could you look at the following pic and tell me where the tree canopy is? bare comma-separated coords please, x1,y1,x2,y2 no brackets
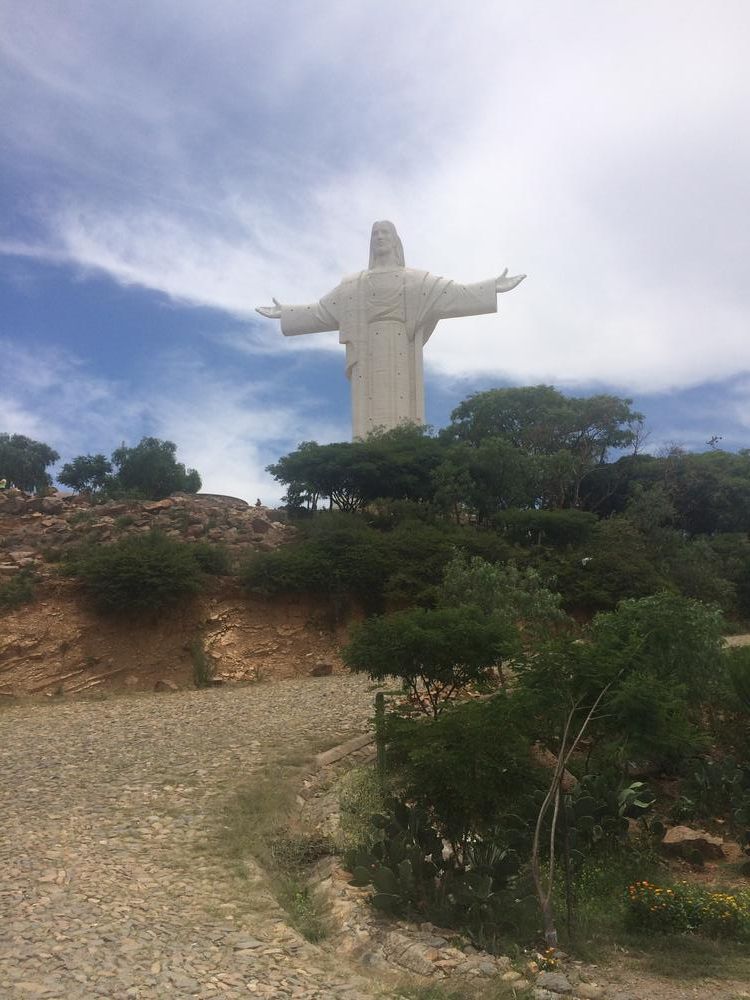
0,433,60,493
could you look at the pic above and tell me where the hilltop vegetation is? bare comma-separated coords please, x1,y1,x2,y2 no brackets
249,385,750,621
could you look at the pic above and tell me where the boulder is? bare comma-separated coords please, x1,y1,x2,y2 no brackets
662,825,726,860
310,661,334,677
39,497,64,515
536,971,572,994
154,679,180,692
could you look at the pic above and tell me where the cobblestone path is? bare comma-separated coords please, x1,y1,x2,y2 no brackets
0,677,382,999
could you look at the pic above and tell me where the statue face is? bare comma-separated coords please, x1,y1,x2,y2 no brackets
368,220,405,268
371,223,395,257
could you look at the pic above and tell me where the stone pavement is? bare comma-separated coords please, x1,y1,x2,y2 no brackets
0,676,383,999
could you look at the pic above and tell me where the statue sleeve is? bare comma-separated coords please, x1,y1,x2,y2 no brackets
429,278,498,321
280,289,339,337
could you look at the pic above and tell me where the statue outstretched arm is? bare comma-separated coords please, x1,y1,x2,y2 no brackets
496,268,526,293
256,298,282,319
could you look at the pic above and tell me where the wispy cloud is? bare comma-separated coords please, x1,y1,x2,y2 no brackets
1,1,749,437
0,338,346,501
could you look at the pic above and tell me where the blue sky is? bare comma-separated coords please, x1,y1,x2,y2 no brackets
2,2,749,502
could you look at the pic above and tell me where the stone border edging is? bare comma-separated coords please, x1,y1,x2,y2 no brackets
314,733,375,769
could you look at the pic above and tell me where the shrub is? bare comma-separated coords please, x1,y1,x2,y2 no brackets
337,766,388,851
345,797,530,942
190,541,232,576
242,515,390,612
0,568,37,611
64,531,204,612
386,695,539,844
726,646,750,711
626,880,750,940
190,638,214,688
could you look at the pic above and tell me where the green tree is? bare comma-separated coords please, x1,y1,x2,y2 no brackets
110,437,201,499
446,386,643,508
0,433,59,493
517,592,725,765
549,516,668,611
58,453,112,494
343,606,519,716
267,425,445,513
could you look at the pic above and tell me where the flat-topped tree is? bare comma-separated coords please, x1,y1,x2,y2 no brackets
257,221,524,440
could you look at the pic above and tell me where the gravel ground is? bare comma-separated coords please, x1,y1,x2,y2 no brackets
0,676,382,999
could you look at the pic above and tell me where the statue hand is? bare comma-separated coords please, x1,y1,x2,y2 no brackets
496,268,526,293
256,297,282,319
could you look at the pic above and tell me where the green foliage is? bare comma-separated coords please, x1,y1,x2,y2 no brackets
550,516,668,611
386,695,540,841
267,425,445,512
438,551,566,641
726,646,750,711
565,774,654,852
64,530,204,612
343,606,520,716
337,766,388,851
436,436,540,520
445,386,643,508
0,568,37,611
189,541,232,575
590,592,725,701
494,508,597,548
517,593,726,764
0,432,59,493
110,437,201,499
58,453,112,493
242,514,390,611
677,757,750,832
242,512,513,611
626,880,750,940
344,797,528,942
190,638,214,688
582,450,750,536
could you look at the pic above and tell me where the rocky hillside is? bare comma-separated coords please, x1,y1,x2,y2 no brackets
0,490,348,698
0,488,293,573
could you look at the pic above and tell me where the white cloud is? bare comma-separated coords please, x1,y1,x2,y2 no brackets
1,1,749,398
0,339,346,503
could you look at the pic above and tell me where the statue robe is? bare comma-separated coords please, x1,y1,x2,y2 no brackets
280,267,497,439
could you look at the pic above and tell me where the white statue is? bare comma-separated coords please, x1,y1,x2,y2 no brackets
257,221,525,439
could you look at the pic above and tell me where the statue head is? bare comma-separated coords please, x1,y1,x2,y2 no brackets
369,220,405,269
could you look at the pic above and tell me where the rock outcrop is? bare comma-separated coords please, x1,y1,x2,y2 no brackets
0,488,293,579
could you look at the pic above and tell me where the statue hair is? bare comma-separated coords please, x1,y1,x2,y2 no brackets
369,220,405,268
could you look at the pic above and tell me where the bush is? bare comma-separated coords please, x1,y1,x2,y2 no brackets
345,797,531,944
190,638,214,688
626,880,750,940
241,511,515,612
190,542,232,576
386,695,540,843
337,766,388,851
0,568,37,611
726,646,750,712
242,515,390,612
64,531,204,612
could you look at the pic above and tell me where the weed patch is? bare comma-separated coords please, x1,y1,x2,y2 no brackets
217,768,332,942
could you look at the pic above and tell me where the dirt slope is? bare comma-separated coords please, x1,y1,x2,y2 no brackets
0,489,350,697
